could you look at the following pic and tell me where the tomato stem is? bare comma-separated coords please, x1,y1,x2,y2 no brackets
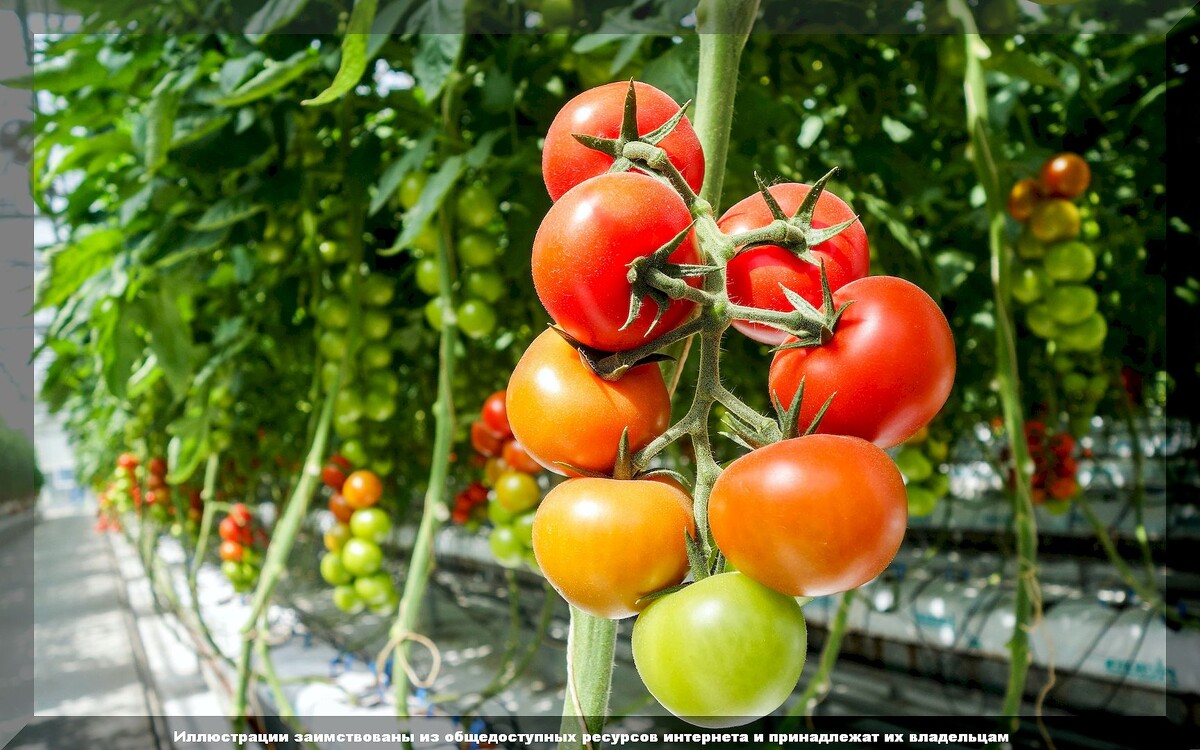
558,606,617,749
785,589,855,725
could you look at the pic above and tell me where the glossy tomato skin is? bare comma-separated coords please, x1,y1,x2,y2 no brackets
532,173,700,352
507,330,671,476
219,516,252,545
709,435,907,597
470,420,505,458
481,391,511,438
542,81,704,202
1007,178,1043,221
342,470,383,509
768,276,955,448
632,572,807,727
533,477,694,619
501,440,543,475
721,184,870,345
328,493,355,523
1040,153,1091,199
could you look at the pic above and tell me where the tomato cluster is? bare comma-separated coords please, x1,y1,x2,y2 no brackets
892,426,952,518
96,453,141,531
404,171,503,341
468,390,547,571
1003,420,1083,511
219,503,266,593
320,466,398,615
511,81,956,727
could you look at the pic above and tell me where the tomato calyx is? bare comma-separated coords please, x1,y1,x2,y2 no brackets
622,221,717,332
770,376,837,441
727,170,861,263
547,324,680,382
571,79,697,201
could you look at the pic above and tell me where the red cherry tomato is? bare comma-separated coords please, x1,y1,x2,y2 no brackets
219,516,253,546
471,420,506,458
507,330,671,476
148,457,168,477
481,390,512,439
329,453,353,472
342,470,383,510
709,434,907,597
720,183,870,345
1040,153,1091,199
321,464,347,492
502,440,544,475
118,453,139,470
542,81,705,202
229,503,253,526
768,276,956,449
532,172,700,352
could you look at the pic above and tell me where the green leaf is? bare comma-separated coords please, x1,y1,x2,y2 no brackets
217,52,267,94
640,36,699,104
246,0,312,34
383,154,464,255
167,410,210,484
983,49,1064,90
190,197,263,231
463,129,503,169
3,49,107,93
172,112,233,148
367,0,414,60
145,283,195,397
211,49,318,108
303,0,380,106
97,301,144,400
409,0,464,100
35,228,124,311
370,131,434,215
143,88,182,173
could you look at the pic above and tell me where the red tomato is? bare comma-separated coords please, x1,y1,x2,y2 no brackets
219,540,244,562
1006,178,1043,222
502,440,544,475
768,276,956,449
1040,153,1091,199
532,172,700,352
229,503,253,526
219,516,252,545
117,453,139,470
542,81,704,202
507,330,671,476
481,390,512,438
720,183,870,345
471,420,505,458
709,434,907,597
329,453,353,472
342,470,383,510
328,493,355,523
321,464,347,492
148,457,168,477
532,477,694,619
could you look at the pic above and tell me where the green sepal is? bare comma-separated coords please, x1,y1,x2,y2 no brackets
548,324,675,381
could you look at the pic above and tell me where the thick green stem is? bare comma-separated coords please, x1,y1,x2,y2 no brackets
786,590,855,724
254,625,299,721
189,453,221,586
391,200,458,718
950,4,1038,726
558,607,618,749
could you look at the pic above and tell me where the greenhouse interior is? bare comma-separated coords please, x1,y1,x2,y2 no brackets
0,0,1197,748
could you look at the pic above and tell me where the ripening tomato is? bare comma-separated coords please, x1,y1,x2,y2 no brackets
531,172,700,352
229,503,253,526
1040,153,1091,199
219,516,252,545
481,391,511,438
321,463,347,492
1029,199,1081,243
118,453,139,470
328,492,355,523
1007,178,1043,222
342,470,383,510
542,81,705,202
324,522,352,552
768,276,956,449
502,440,543,475
148,457,168,477
506,330,671,476
219,540,244,562
494,471,540,513
471,420,505,458
720,183,870,345
709,435,907,597
533,477,694,619
632,572,807,728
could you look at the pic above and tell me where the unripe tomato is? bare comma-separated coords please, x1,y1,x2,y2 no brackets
361,342,393,370
488,497,516,526
489,526,525,568
324,522,352,552
354,572,396,605
424,297,449,330
542,81,704,202
415,258,441,295
894,446,933,482
458,233,500,267
320,552,354,586
494,471,540,513
1057,312,1107,352
1006,178,1043,221
340,538,383,577
709,435,907,597
907,485,940,517
361,309,392,340
363,389,397,422
502,440,543,475
464,269,504,302
317,296,351,329
1043,241,1096,282
481,390,512,438
399,171,427,210
1011,265,1050,305
532,172,700,352
721,183,870,345
632,572,806,727
512,511,535,548
349,507,393,543
1025,303,1060,339
456,184,497,228
1030,199,1081,243
332,584,365,614
1045,284,1099,325
507,330,671,476
335,389,364,422
1016,229,1045,259
221,560,244,582
1040,153,1091,198
533,477,694,619
342,470,383,509
362,274,396,307
457,300,497,339
319,330,348,361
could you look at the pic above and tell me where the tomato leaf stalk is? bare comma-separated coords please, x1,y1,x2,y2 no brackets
559,606,618,749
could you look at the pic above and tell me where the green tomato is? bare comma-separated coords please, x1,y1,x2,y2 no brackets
318,296,351,329
371,458,395,477
632,572,807,728
1016,229,1045,260
332,584,365,614
495,471,540,513
340,438,369,468
1010,265,1050,305
1057,312,1107,352
349,507,393,543
318,240,346,264
1043,499,1072,515
906,485,939,518
513,511,535,548
487,498,516,526
928,473,950,498
1046,285,1099,326
425,297,449,330
369,591,400,615
319,330,349,361
334,413,361,438
463,269,504,303
458,233,499,268
893,446,933,483
1025,304,1060,340
340,538,383,577
361,342,393,370
489,525,525,569
411,223,439,255
399,171,427,210
362,274,396,307
363,389,397,422
1063,372,1089,398
366,371,400,396
257,240,287,265
353,572,396,605
1044,241,1096,282
221,559,244,582
456,184,498,229
457,300,497,339
320,552,355,586
415,258,441,295
362,309,393,340
335,389,364,421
